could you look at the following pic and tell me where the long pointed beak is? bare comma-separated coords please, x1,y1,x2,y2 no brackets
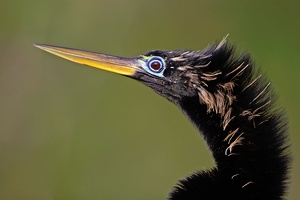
34,44,141,76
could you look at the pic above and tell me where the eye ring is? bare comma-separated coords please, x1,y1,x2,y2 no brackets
147,57,165,73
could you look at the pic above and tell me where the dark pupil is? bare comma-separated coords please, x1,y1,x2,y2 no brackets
151,61,161,71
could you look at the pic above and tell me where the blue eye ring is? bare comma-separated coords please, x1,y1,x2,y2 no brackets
147,57,165,73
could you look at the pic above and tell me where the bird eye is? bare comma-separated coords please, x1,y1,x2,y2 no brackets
147,57,165,73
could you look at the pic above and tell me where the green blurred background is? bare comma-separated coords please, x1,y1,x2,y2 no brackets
0,1,299,199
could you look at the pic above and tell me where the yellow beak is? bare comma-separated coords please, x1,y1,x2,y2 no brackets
34,44,140,76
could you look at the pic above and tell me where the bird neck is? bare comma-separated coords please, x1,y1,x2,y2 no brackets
175,85,289,199
178,95,233,162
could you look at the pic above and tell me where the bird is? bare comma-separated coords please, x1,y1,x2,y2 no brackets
34,37,290,200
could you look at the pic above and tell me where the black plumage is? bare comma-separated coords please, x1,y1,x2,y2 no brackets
35,38,291,200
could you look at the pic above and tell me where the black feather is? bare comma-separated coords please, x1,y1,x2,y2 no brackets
162,42,291,200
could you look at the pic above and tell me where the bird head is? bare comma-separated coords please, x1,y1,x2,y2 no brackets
34,41,232,106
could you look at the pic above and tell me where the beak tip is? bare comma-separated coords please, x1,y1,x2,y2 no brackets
33,43,44,49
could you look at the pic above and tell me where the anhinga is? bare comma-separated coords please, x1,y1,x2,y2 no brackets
34,38,290,200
